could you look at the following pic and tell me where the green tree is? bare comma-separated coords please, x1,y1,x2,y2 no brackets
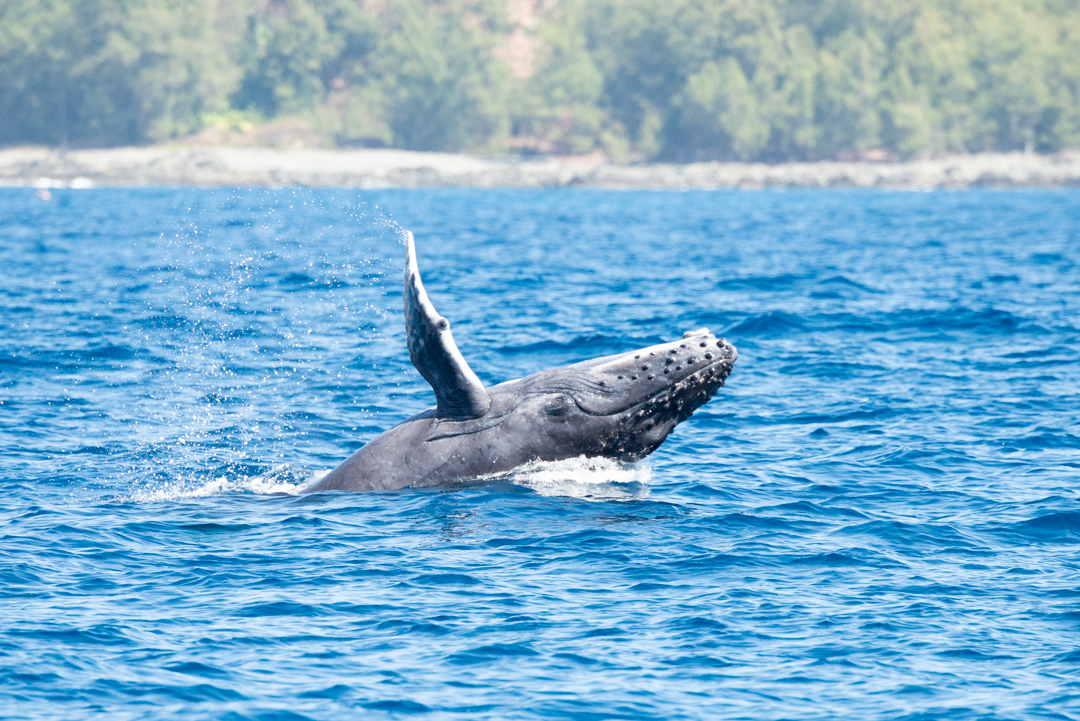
231,0,334,117
2,0,1079,158
814,28,885,157
375,0,511,151
669,58,766,160
0,0,239,146
510,2,606,155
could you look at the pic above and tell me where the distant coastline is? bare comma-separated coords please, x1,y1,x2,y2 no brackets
2,146,1079,189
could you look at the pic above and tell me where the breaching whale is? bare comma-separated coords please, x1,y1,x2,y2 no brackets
305,232,738,492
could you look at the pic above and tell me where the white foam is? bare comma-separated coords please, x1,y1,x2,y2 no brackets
495,456,652,501
117,458,648,503
119,464,326,502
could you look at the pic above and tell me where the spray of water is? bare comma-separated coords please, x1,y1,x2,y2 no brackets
115,189,404,499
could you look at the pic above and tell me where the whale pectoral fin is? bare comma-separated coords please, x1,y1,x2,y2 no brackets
403,231,491,420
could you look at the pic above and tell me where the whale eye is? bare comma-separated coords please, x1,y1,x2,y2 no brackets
545,397,573,417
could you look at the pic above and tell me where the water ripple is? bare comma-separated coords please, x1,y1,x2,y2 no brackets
1,188,1078,719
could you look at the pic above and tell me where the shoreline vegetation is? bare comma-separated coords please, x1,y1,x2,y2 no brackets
3,1,1079,165
2,146,1079,189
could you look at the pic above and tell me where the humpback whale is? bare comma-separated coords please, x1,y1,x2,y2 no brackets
305,232,738,492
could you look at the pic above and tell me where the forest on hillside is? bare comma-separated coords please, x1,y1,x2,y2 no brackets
2,0,1078,161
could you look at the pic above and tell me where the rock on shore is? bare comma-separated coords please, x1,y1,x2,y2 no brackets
2,146,1079,189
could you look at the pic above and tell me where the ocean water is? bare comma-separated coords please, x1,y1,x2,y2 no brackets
1,187,1078,720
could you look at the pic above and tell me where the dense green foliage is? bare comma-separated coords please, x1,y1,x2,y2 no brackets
2,0,1078,159
0,0,239,145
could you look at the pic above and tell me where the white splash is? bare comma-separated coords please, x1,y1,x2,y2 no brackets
496,456,652,501
119,464,326,503
118,458,649,503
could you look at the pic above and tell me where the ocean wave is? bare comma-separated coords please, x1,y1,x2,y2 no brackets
726,311,806,336
494,334,644,357
1002,511,1080,542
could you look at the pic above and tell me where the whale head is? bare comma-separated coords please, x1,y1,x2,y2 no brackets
494,328,738,461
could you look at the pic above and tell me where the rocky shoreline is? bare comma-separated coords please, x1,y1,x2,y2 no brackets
2,145,1079,189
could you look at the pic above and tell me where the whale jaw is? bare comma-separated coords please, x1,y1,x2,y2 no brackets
591,332,738,460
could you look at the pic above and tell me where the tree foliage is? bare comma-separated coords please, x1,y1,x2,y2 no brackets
1,0,1077,159
0,0,239,146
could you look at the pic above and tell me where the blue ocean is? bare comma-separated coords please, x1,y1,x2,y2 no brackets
1,187,1078,720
